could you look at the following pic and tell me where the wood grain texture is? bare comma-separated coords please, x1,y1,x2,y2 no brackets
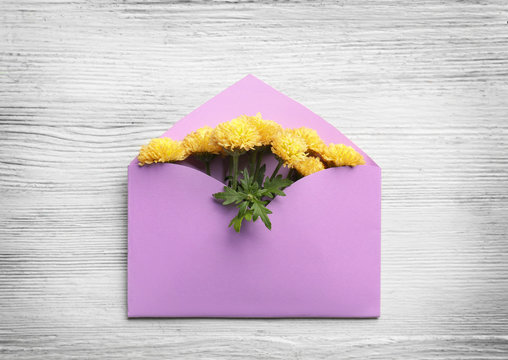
1,0,508,358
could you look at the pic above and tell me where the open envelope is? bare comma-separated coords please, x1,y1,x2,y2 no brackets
128,75,381,317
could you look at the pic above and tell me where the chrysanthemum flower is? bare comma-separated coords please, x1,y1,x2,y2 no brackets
322,143,366,167
212,116,262,153
271,130,308,167
138,137,188,166
182,126,222,156
247,113,283,146
289,127,325,154
292,156,325,176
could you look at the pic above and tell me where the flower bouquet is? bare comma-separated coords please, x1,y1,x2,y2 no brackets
137,114,365,232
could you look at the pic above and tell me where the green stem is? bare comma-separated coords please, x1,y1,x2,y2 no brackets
287,168,296,180
232,154,240,190
227,156,234,186
254,149,263,178
205,161,211,176
249,150,257,175
270,160,283,180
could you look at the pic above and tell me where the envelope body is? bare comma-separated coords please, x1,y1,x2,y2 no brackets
128,75,381,317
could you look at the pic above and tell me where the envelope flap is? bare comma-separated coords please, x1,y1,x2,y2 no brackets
129,75,377,167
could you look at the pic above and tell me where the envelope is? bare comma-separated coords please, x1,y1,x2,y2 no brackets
128,75,381,318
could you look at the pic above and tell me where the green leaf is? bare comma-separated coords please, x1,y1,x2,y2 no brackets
239,168,252,193
239,168,263,197
228,201,253,233
237,201,249,217
215,165,291,232
251,199,272,230
244,210,253,221
213,186,246,205
255,164,266,187
229,215,243,233
261,175,293,198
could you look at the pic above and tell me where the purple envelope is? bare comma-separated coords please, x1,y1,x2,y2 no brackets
128,75,381,318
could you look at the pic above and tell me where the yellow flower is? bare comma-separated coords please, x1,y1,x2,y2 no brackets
138,137,188,166
322,143,366,167
247,113,283,146
292,156,325,176
182,126,222,156
289,127,325,153
271,130,307,167
212,116,262,153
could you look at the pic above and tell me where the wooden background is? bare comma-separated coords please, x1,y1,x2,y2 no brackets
1,0,507,358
